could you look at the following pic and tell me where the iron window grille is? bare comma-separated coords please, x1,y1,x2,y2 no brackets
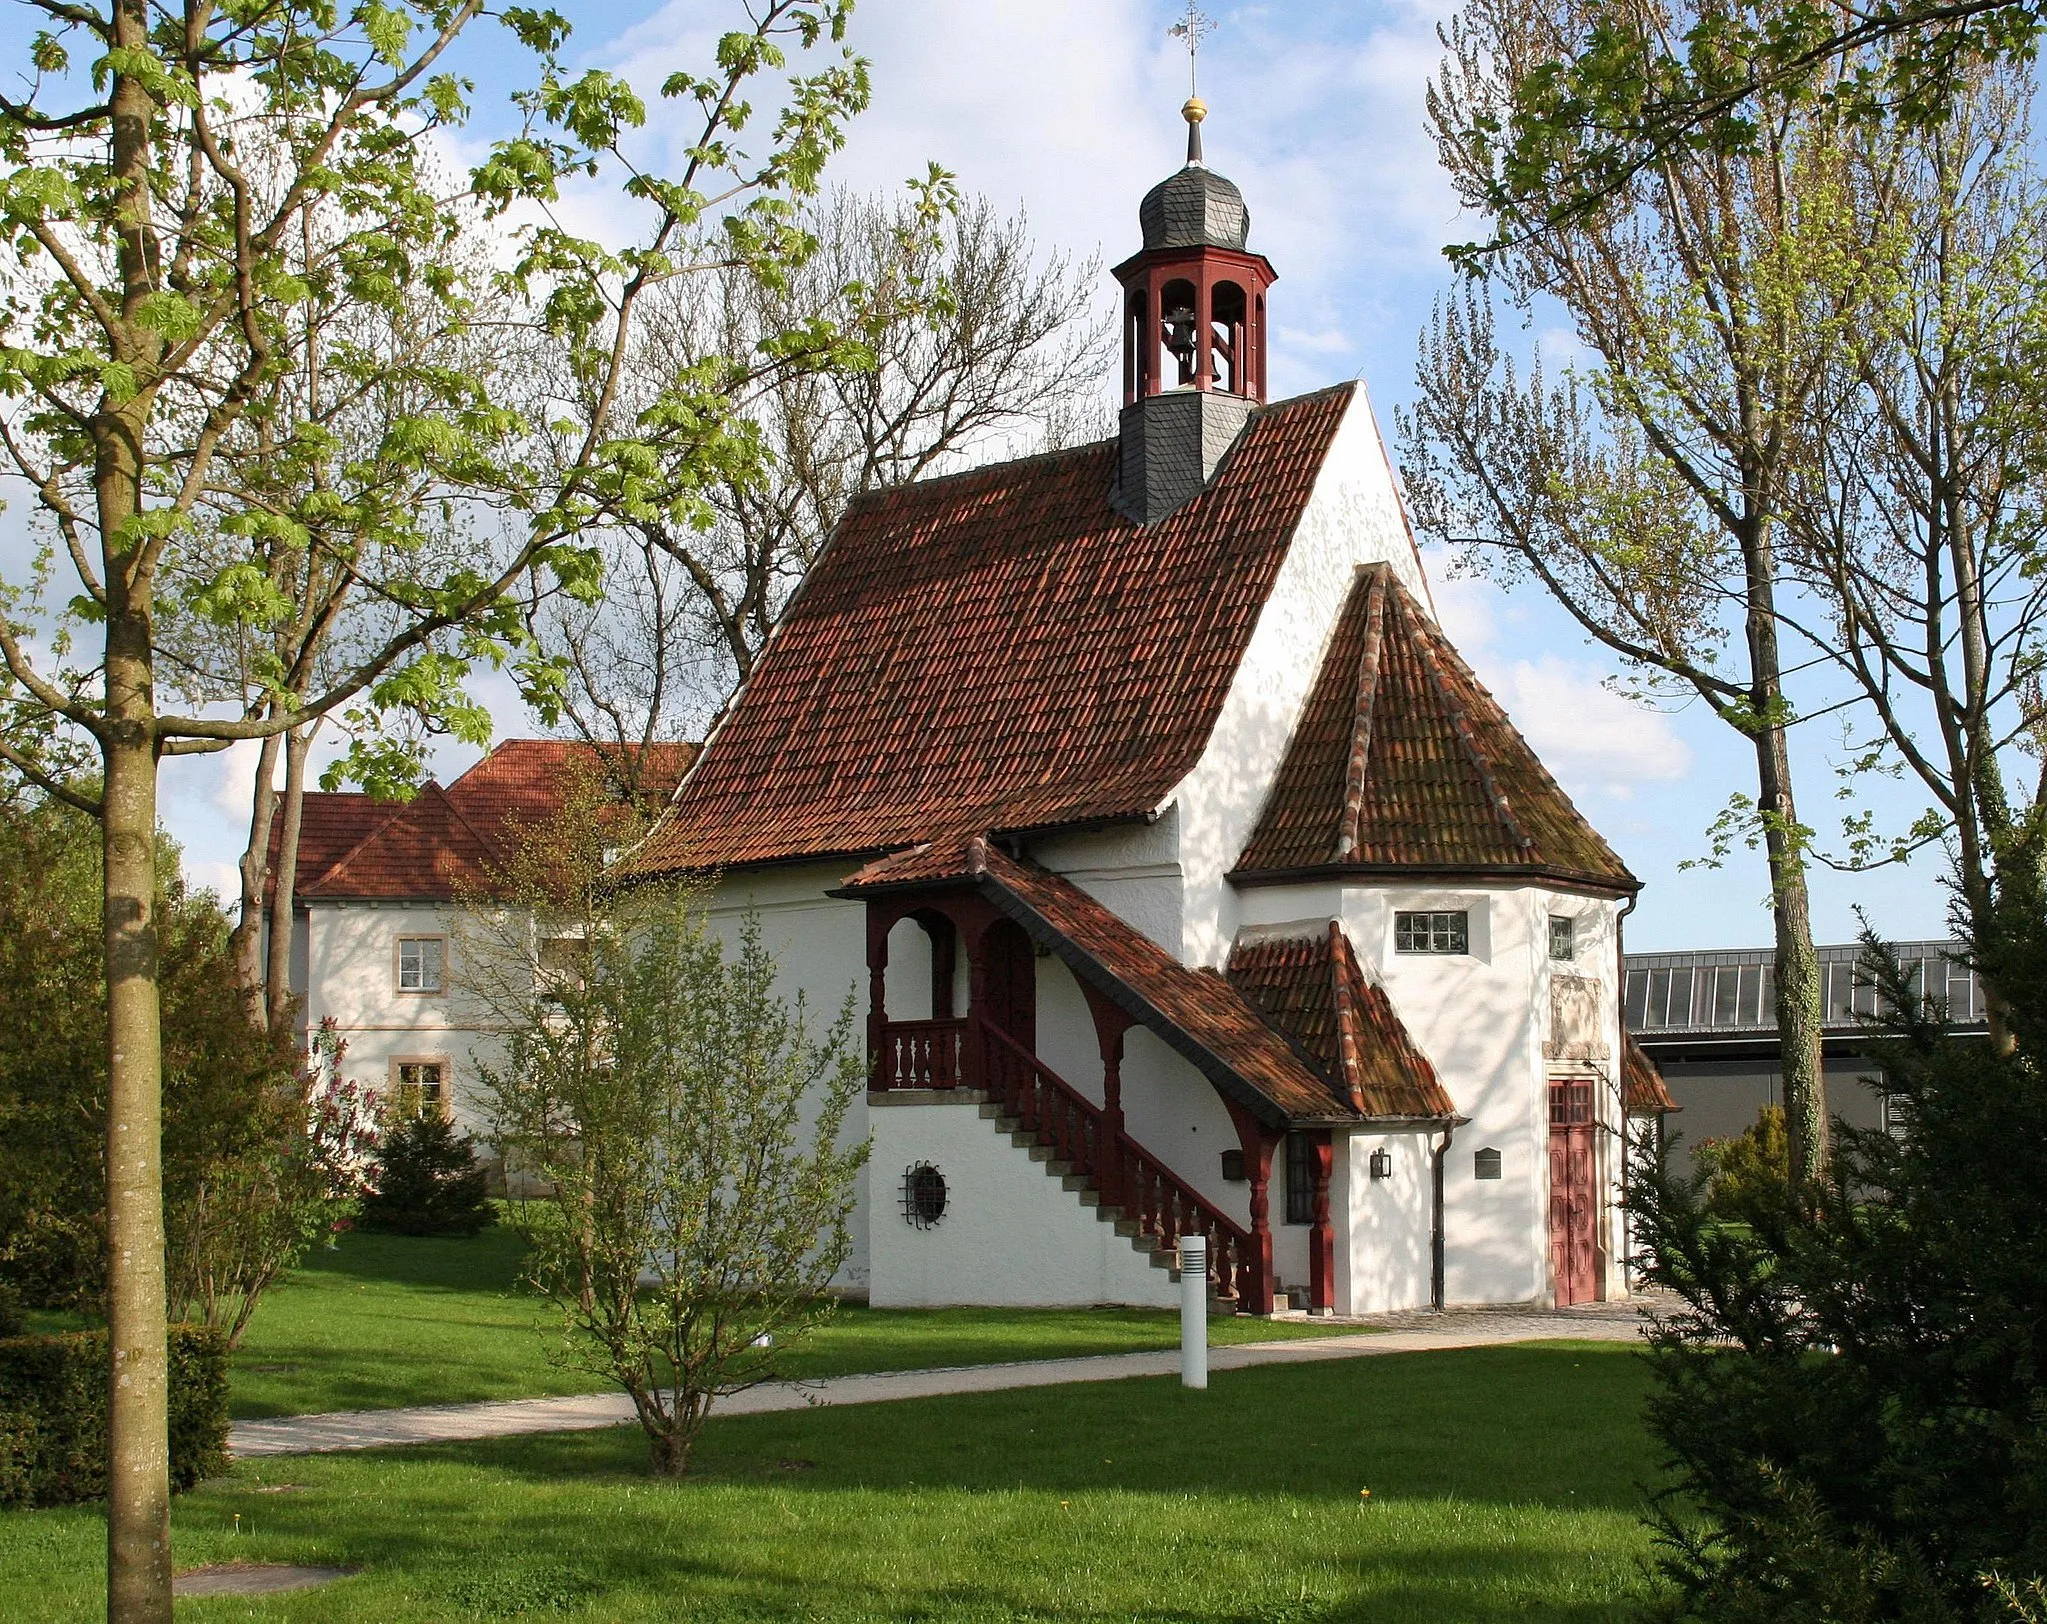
1549,915,1575,962
1395,910,1469,955
901,1163,948,1229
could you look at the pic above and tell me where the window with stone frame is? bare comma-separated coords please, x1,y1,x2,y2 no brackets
1395,910,1468,955
389,1059,448,1120
1549,914,1576,962
396,935,445,994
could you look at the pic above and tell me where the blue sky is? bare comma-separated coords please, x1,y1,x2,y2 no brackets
0,0,1965,951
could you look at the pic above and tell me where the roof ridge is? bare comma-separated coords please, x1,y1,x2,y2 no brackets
432,778,509,869
1333,567,1390,864
1326,921,1366,1113
1399,586,1537,856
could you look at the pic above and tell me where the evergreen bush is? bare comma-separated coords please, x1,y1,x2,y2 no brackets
357,1113,497,1237
0,1327,229,1507
1692,1104,1790,1221
1632,899,2047,1621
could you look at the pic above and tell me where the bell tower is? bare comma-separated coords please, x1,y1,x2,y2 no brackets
1110,97,1277,526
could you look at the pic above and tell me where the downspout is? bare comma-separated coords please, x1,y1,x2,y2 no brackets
1430,1119,1456,1311
1614,891,1639,1289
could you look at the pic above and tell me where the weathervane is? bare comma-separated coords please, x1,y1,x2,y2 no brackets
1168,3,1214,98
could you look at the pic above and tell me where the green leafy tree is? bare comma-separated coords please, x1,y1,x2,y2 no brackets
0,791,316,1346
465,774,867,1477
1405,0,1864,1181
0,4,876,1614
1631,905,2047,1620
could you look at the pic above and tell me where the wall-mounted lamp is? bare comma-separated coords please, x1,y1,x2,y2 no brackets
1369,1147,1393,1180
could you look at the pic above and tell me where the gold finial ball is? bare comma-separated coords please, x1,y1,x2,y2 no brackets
1182,96,1207,125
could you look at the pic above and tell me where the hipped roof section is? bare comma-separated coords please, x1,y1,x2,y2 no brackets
1226,924,1458,1121
838,838,1452,1128
631,386,1357,876
1234,564,1637,892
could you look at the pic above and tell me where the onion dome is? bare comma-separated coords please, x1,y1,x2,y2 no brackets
1138,98,1250,251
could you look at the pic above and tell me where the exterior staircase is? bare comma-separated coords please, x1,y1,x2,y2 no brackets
961,1020,1279,1311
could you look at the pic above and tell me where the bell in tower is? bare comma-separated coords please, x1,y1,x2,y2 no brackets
1110,97,1277,526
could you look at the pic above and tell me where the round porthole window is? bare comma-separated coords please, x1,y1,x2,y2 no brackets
902,1163,948,1229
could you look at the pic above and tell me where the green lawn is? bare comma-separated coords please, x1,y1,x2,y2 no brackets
0,1343,1665,1622
230,1227,1369,1419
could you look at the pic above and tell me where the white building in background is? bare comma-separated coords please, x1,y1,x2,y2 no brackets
274,739,693,1134
624,102,1674,1316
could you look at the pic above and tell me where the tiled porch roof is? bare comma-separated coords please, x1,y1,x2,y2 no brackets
1623,1033,1679,1114
839,839,1452,1127
1226,925,1457,1121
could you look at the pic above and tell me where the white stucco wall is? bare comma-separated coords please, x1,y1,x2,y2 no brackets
1237,882,1628,1307
1337,1127,1438,1314
1167,389,1433,973
299,900,504,1138
867,1093,1179,1308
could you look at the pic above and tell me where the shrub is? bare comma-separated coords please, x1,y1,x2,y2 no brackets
0,1327,229,1507
1631,909,2047,1621
357,1113,497,1237
1692,1103,1790,1220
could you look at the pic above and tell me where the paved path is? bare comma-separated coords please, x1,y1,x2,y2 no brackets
231,1301,1649,1459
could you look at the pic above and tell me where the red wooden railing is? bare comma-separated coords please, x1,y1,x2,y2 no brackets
880,1018,967,1090
978,1020,1251,1300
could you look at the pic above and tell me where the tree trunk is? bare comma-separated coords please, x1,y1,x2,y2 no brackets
102,687,170,1624
1756,722,1828,1185
231,730,282,1014
265,725,312,1031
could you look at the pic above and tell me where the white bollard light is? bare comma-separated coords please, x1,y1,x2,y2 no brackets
1179,1231,1208,1390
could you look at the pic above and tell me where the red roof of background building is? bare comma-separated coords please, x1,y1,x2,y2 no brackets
277,739,697,902
1227,924,1458,1120
634,385,1358,874
1235,564,1637,891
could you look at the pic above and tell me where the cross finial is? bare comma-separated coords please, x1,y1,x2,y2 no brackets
1168,3,1214,98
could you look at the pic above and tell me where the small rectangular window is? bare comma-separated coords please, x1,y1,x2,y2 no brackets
1284,1134,1316,1225
1548,915,1575,962
1395,910,1469,955
391,1060,446,1120
397,936,444,994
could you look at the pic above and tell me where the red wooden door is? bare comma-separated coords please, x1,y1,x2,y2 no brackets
1548,1077,1599,1306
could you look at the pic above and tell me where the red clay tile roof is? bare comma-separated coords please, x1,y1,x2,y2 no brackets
841,838,1428,1125
284,739,697,903
1623,1033,1678,1114
1235,564,1637,890
634,385,1358,875
1227,924,1458,1120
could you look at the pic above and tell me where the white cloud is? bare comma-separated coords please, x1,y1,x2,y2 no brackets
1497,655,1692,798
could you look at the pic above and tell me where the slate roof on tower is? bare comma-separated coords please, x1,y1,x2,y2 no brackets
632,384,1357,876
1234,563,1638,891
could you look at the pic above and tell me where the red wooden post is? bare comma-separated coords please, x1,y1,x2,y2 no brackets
1225,1099,1281,1316
865,908,891,1090
1081,986,1134,1213
1309,1130,1335,1315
